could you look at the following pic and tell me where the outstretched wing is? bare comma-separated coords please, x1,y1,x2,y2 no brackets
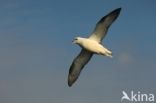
68,49,93,87
89,8,121,43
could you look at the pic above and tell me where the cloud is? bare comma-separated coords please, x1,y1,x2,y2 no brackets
118,52,134,65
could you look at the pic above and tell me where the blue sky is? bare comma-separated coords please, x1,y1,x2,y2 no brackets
0,0,156,103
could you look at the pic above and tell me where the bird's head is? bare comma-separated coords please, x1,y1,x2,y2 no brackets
72,37,82,44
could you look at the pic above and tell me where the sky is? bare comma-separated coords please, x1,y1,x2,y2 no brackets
0,0,156,103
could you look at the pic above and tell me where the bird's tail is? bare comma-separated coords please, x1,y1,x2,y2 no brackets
100,50,113,58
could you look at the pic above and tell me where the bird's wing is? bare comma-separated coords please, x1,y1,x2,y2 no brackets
68,49,93,87
89,8,121,43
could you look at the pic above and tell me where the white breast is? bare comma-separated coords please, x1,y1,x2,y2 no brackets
80,39,105,54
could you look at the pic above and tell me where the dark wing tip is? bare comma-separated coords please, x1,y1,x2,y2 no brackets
97,7,122,25
110,7,122,16
115,7,121,14
68,81,72,87
116,8,122,12
68,75,74,87
68,73,78,87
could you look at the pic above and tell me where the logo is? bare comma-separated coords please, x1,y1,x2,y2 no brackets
121,91,154,102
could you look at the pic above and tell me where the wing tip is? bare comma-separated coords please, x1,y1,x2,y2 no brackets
68,75,73,87
116,7,122,11
113,7,122,15
68,73,76,87
68,81,73,87
107,7,122,22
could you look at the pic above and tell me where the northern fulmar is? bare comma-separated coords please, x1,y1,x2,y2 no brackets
68,8,121,87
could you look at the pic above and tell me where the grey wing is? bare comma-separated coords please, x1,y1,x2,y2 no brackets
89,8,121,43
68,49,93,87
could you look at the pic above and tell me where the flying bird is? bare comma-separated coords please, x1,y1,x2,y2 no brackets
68,8,121,87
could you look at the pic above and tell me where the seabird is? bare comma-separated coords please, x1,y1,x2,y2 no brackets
68,8,121,87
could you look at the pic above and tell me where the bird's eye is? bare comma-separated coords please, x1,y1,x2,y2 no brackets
74,38,78,40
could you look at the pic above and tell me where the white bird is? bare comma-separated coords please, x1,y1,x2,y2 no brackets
68,8,121,87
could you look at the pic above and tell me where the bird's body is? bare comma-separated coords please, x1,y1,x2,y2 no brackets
75,37,112,57
68,8,122,87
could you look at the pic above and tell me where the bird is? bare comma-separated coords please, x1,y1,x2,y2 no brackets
68,8,121,87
